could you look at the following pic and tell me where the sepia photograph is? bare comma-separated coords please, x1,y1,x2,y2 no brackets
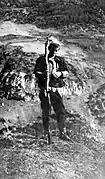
0,0,105,178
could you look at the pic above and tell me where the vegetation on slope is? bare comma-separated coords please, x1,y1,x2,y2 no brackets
0,0,105,28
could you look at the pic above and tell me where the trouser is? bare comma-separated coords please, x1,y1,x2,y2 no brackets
39,89,66,136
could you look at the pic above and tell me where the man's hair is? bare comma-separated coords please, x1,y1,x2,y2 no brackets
47,36,60,50
48,43,60,51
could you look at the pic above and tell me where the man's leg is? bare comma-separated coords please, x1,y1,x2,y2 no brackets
50,90,71,140
39,90,51,144
50,90,65,135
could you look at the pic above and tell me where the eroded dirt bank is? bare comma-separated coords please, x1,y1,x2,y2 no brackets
1,21,105,179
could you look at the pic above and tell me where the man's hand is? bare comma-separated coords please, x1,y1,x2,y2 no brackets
52,71,62,78
52,70,69,78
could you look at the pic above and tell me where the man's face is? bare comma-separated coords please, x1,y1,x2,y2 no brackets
48,44,60,58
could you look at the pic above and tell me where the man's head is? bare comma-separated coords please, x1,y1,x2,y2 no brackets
47,37,60,58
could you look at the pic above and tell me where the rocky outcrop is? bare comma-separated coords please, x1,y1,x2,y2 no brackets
0,71,38,101
0,51,84,101
0,44,105,101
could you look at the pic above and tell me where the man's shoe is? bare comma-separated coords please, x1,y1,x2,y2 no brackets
39,132,51,145
59,132,73,142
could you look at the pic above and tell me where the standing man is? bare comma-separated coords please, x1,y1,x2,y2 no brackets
34,36,70,144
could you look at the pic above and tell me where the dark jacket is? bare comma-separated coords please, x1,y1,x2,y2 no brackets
34,55,69,89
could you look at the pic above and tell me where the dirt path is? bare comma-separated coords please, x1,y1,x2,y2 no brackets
0,21,86,57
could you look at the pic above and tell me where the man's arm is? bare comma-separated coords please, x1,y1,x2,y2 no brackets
52,57,69,79
61,71,69,77
34,56,46,77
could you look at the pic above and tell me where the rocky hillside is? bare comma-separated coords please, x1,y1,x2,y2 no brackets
0,0,27,7
0,26,105,178
0,2,105,178
0,0,105,28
